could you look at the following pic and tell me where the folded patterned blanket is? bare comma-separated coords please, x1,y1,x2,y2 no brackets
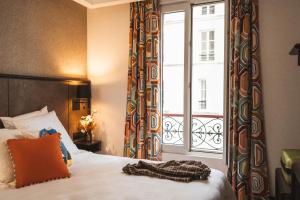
122,160,211,182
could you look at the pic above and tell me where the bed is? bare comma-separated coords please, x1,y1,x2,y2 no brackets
0,150,234,200
0,74,235,200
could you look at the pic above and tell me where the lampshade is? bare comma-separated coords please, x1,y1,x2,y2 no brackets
76,84,91,99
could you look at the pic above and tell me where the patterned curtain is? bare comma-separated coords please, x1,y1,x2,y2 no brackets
124,0,161,160
228,0,270,199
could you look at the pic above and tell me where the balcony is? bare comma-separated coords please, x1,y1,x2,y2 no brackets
162,114,224,153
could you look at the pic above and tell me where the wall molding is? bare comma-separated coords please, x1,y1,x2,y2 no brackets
72,0,142,8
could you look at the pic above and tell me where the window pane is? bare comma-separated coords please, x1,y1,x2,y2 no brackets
202,6,207,15
209,5,215,14
200,54,207,61
209,41,214,50
192,2,224,152
162,12,185,145
209,31,214,40
199,79,207,110
202,41,207,50
208,53,215,61
200,32,207,61
201,32,207,40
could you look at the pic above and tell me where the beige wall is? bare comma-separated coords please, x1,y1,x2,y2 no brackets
0,0,87,78
260,0,300,195
87,4,129,156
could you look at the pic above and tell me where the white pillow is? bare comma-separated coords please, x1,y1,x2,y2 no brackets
0,106,48,129
0,129,24,183
13,111,79,155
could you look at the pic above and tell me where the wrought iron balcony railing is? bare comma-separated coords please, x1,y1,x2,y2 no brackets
162,113,223,153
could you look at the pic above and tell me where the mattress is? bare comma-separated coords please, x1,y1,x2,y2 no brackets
0,151,235,200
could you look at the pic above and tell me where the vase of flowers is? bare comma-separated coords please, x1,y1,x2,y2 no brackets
79,111,96,142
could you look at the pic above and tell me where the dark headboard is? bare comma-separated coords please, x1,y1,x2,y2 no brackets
0,74,90,137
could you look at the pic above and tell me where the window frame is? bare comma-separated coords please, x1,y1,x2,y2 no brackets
160,0,229,162
161,2,191,155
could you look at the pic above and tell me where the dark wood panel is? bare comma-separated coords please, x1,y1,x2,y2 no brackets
0,78,8,116
0,73,88,82
9,79,69,130
0,74,91,136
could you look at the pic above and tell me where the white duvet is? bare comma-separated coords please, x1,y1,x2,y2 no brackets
0,151,235,200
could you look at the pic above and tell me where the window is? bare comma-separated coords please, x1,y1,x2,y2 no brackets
161,1,225,155
162,12,185,145
201,6,207,15
200,31,215,61
201,5,215,15
198,79,207,110
209,5,215,14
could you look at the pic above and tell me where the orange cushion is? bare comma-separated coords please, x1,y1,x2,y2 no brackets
7,134,71,188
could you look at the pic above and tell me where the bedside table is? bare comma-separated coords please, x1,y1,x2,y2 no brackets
292,162,300,200
275,168,292,200
75,140,101,153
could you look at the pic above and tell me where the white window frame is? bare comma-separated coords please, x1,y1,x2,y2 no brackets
160,0,229,163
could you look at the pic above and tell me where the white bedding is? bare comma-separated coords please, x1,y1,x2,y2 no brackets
0,151,235,200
